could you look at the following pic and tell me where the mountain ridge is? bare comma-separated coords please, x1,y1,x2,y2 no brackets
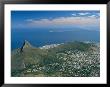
11,40,100,77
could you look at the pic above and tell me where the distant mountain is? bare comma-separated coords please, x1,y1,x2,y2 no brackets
11,40,100,77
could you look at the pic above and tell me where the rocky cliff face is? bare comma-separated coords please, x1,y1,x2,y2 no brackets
20,40,34,51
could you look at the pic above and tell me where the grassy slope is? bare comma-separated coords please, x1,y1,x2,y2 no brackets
11,41,100,77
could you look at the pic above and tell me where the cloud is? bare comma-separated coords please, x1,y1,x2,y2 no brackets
72,12,90,16
78,12,90,15
88,15,97,18
26,16,100,29
71,12,100,19
72,13,76,16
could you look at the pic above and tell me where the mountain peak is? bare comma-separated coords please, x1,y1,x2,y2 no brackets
21,40,32,51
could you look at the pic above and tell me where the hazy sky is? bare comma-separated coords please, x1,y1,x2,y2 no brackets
11,11,100,31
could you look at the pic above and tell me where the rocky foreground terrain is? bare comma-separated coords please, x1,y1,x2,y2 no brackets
11,40,100,77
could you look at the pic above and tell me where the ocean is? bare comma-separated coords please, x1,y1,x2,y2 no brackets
11,28,100,50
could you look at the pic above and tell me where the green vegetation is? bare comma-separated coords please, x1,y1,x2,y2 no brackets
11,41,100,77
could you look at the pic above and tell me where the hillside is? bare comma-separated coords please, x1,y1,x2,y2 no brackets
11,40,100,77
